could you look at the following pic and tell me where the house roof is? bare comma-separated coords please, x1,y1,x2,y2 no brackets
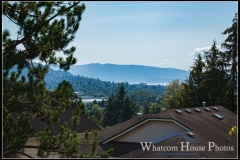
98,110,171,144
95,106,238,158
31,107,101,137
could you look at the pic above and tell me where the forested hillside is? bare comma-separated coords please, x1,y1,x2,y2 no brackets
44,68,167,99
61,63,189,84
9,64,166,107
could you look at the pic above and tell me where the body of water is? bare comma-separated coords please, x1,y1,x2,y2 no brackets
82,98,107,104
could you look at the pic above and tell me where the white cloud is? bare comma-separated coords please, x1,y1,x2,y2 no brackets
189,46,211,57
185,59,193,62
189,46,224,58
164,59,170,62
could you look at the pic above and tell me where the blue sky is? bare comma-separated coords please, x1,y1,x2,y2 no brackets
2,1,238,71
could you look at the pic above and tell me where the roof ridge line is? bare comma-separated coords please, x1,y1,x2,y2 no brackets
100,116,150,144
101,114,150,131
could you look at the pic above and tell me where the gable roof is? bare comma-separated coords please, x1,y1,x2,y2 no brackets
96,106,238,158
31,107,101,137
102,118,192,144
99,110,171,144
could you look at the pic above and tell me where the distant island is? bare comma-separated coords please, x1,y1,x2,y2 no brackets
52,63,189,85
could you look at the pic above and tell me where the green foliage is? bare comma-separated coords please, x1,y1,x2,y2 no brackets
100,148,114,158
201,40,229,106
128,90,157,109
144,106,150,114
10,65,167,103
100,152,110,158
176,13,237,112
102,83,137,127
36,123,81,158
178,53,206,108
3,2,99,158
221,12,238,113
71,102,86,127
42,67,167,100
148,102,162,114
79,130,100,158
118,97,137,123
101,94,117,127
161,79,184,109
91,104,103,121
88,104,103,127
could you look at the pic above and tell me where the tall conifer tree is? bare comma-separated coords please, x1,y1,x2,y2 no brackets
202,40,229,106
221,12,238,113
3,2,99,158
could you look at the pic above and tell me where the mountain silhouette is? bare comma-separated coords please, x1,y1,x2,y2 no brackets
58,63,189,84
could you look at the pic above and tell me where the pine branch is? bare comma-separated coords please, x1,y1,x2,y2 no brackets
3,2,80,55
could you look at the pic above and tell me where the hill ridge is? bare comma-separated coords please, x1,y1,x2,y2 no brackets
52,63,189,85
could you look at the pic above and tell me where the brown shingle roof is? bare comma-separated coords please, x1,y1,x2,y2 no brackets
99,110,171,143
96,106,238,158
120,131,238,158
31,107,101,137
95,142,143,157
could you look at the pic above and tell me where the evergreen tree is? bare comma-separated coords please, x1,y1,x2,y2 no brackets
181,40,229,109
181,53,206,107
102,94,116,127
3,2,99,158
114,83,126,123
102,83,137,127
128,90,157,108
202,40,229,106
118,97,137,123
165,13,237,112
144,106,150,114
181,39,235,111
221,12,238,113
115,83,126,109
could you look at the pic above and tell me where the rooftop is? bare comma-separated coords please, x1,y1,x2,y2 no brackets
31,106,101,137
90,106,238,158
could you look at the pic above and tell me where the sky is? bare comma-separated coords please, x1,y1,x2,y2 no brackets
2,1,238,71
